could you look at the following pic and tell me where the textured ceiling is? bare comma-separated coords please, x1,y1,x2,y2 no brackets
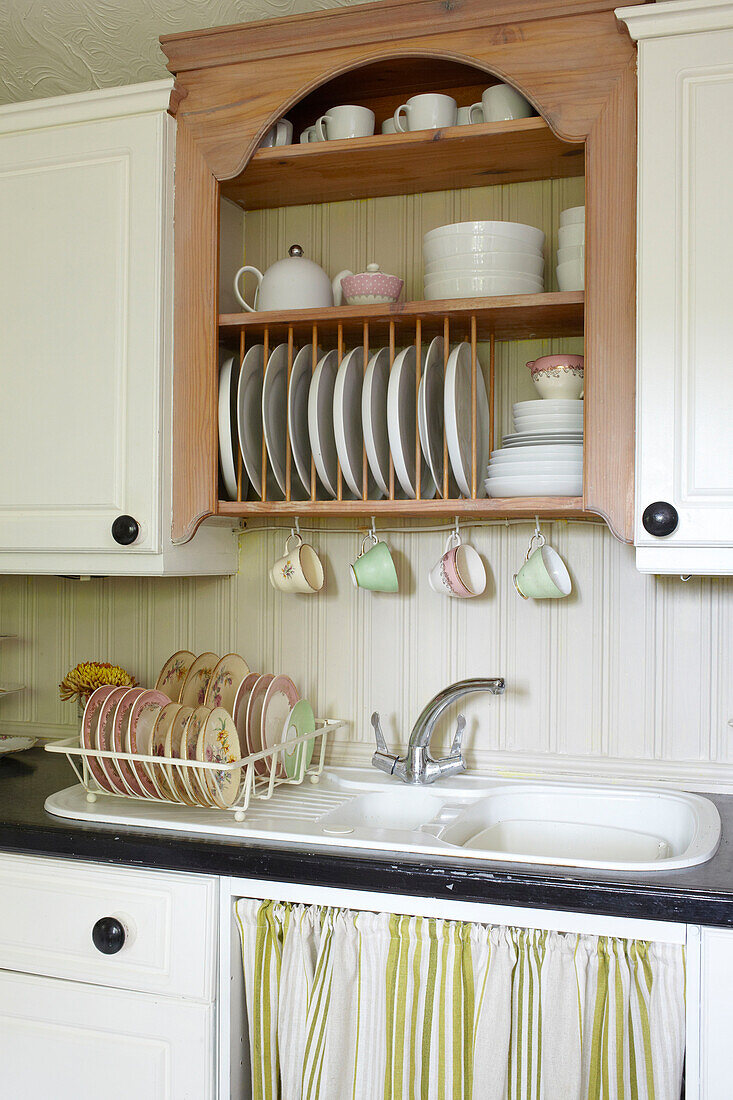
0,0,378,105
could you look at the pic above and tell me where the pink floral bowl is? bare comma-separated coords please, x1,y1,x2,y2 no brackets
340,264,403,305
527,354,584,399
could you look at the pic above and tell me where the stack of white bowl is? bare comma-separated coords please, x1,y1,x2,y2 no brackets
485,399,583,497
556,206,584,291
423,221,545,301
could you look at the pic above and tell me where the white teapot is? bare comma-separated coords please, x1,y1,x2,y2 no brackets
233,244,351,312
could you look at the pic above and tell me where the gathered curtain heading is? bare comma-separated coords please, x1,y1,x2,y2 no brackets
235,898,685,1100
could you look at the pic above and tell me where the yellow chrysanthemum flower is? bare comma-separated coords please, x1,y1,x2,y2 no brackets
59,661,137,705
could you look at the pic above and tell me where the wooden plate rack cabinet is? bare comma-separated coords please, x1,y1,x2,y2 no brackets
161,0,642,543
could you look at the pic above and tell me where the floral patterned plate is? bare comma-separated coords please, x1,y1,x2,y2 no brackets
164,704,195,804
150,702,183,800
245,674,274,777
95,686,132,795
232,672,260,757
181,706,213,806
179,652,219,708
203,653,250,714
196,707,242,808
155,650,196,702
112,687,147,797
127,689,169,799
260,675,299,777
81,685,116,793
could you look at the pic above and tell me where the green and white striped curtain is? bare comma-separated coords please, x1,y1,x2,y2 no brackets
235,899,685,1100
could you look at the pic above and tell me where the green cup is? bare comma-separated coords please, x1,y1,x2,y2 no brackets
513,541,571,599
349,536,399,592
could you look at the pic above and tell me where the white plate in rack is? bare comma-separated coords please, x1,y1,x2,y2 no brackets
445,342,490,497
308,350,340,498
418,336,448,496
334,346,379,499
387,345,437,500
218,355,240,501
262,343,299,498
237,343,272,499
288,344,320,497
362,347,391,497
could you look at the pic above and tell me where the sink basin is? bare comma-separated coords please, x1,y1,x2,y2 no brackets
46,766,722,872
438,784,721,871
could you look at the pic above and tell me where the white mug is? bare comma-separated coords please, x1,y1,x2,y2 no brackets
269,533,324,594
456,105,476,125
470,84,534,123
299,126,320,144
394,93,457,133
260,118,293,148
316,105,375,141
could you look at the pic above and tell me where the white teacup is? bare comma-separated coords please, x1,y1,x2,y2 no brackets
316,105,375,141
428,534,486,599
260,118,293,148
299,126,320,144
381,117,398,135
470,84,534,123
270,534,324,594
394,93,457,133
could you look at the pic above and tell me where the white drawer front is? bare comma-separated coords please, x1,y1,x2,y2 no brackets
0,969,214,1099
0,853,216,1000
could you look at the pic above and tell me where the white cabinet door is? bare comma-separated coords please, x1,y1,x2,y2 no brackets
620,2,733,575
686,925,733,1099
0,91,170,556
0,969,215,1099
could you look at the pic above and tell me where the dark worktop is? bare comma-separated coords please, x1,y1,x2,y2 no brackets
2,748,733,927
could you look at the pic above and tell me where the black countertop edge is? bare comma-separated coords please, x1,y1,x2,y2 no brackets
2,750,733,929
4,820,733,929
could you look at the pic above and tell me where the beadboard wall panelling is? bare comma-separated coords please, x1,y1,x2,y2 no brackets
2,525,732,790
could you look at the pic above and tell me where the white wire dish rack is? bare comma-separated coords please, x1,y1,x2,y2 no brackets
45,719,343,821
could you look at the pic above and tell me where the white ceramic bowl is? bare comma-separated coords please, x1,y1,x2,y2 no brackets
491,446,583,458
558,223,584,248
485,474,583,497
556,244,584,265
559,205,585,227
424,220,545,251
513,399,583,412
423,234,544,263
424,273,544,299
424,268,543,287
556,259,584,292
425,250,544,277
488,459,582,472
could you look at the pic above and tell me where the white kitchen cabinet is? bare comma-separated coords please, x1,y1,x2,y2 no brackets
0,80,237,575
619,0,733,575
0,970,215,1099
0,853,217,1099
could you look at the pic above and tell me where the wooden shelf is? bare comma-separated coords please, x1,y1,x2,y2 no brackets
218,498,587,519
219,292,584,343
221,118,584,210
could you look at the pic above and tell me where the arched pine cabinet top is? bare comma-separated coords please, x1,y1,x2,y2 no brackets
161,0,643,544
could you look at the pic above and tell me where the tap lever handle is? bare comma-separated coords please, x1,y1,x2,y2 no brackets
371,712,390,754
450,714,466,757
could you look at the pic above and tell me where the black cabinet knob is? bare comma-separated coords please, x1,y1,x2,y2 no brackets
642,501,679,538
111,515,139,546
92,916,126,955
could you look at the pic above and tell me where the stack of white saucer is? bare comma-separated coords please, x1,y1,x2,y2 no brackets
485,399,583,497
557,206,584,291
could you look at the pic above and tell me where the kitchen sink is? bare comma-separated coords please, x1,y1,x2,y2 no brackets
46,765,722,873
